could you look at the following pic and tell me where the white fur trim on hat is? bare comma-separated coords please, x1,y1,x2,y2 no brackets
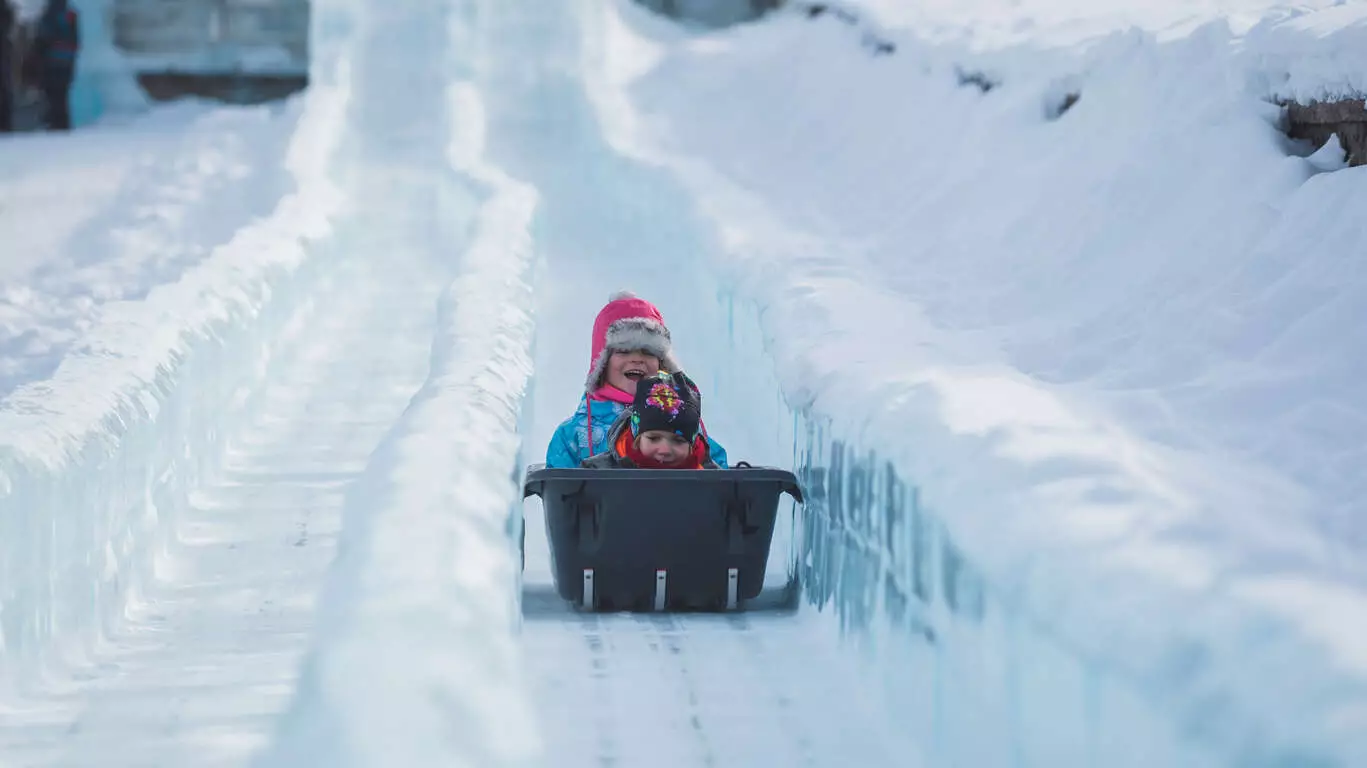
585,317,682,390
605,318,671,356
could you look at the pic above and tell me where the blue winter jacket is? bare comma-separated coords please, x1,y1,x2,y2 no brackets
545,396,729,469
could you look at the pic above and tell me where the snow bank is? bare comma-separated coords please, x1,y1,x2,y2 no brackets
718,295,1234,768
788,2,1367,109
0,102,302,396
836,0,1353,50
583,1,1367,765
253,6,540,767
1243,5,1367,103
0,0,350,703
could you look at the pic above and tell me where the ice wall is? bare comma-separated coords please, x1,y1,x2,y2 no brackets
0,0,349,703
705,290,1224,768
687,254,1225,766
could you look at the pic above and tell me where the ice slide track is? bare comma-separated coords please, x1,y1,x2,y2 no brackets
517,469,905,767
521,585,910,767
486,0,912,762
0,230,449,767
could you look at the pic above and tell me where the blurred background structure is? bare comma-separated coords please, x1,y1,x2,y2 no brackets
633,0,782,26
110,0,308,103
2,0,307,130
0,0,780,130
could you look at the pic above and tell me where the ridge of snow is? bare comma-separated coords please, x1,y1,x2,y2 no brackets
253,4,541,765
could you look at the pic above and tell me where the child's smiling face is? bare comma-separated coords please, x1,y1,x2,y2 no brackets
606,349,661,392
636,430,692,466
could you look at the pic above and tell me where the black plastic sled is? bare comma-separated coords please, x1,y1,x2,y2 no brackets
522,464,803,613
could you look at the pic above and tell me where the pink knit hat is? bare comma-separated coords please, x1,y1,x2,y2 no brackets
585,291,681,391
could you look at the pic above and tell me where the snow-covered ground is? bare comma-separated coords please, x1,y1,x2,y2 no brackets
841,0,1360,50
0,102,300,394
835,0,1367,101
0,245,439,767
577,0,1367,764
0,0,1364,765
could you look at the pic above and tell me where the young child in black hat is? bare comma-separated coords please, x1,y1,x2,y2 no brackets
580,371,720,469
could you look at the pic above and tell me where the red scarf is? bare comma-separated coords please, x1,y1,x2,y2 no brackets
583,384,713,462
619,429,708,469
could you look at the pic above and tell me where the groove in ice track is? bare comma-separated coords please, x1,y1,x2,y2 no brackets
0,233,447,768
524,597,916,767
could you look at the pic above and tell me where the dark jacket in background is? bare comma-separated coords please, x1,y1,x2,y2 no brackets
0,1,14,132
33,0,78,130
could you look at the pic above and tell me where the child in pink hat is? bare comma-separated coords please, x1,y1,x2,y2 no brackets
545,291,728,468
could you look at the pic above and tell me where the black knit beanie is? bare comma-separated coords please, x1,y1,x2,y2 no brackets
629,371,702,442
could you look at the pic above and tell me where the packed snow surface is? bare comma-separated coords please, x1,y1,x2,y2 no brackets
0,0,1365,765
258,4,541,763
0,103,299,395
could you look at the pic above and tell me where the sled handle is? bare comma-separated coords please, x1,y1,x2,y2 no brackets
523,475,587,501
732,462,804,504
522,463,547,499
